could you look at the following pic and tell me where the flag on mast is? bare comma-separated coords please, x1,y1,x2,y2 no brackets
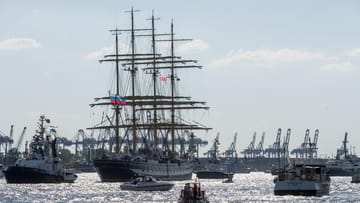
110,95,127,105
160,75,167,81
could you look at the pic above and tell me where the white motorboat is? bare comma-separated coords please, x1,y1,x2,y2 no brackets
120,176,174,191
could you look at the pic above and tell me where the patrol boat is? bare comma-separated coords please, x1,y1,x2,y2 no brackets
3,115,77,183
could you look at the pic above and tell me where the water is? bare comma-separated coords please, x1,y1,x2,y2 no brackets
0,172,359,202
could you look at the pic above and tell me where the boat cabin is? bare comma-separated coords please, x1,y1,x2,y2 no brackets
179,182,208,202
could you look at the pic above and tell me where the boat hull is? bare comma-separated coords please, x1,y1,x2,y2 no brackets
93,159,194,182
327,168,357,176
274,180,330,196
120,182,174,191
195,171,233,179
3,166,76,184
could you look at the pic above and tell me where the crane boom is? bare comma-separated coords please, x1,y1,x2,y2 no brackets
9,125,14,148
16,127,27,151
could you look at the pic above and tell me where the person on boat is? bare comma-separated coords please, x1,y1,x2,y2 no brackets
193,183,197,199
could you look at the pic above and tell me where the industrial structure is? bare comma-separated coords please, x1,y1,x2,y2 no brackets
223,132,238,159
290,129,319,159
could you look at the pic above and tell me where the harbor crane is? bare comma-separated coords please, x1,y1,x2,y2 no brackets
308,129,319,159
291,129,319,159
224,132,238,158
242,132,257,158
264,128,282,158
281,129,291,157
336,132,350,159
3,126,27,165
8,125,14,149
74,129,97,161
253,132,265,157
0,127,14,155
15,127,27,152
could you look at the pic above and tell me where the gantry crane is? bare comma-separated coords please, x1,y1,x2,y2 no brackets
224,132,238,158
242,132,257,158
264,128,282,158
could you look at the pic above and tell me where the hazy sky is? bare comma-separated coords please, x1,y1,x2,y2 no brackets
1,0,360,157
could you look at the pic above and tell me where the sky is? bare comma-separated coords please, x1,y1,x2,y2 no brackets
1,0,360,158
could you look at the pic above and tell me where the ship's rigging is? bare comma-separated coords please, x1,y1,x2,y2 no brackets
87,8,211,160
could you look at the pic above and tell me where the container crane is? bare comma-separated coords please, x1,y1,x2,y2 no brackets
254,132,265,157
336,132,349,160
291,129,314,159
308,129,319,159
15,127,27,151
242,132,256,158
9,125,14,149
282,128,291,155
264,128,281,158
224,132,237,158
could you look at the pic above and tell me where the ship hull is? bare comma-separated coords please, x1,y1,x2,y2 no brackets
93,159,194,182
274,180,330,196
195,171,233,179
3,166,73,184
327,168,357,176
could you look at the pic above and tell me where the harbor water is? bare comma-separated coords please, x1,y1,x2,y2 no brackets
0,172,359,202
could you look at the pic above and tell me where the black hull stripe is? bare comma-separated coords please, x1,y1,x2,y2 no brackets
93,159,193,182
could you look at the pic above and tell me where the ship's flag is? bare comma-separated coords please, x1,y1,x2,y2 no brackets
160,75,167,81
110,95,127,105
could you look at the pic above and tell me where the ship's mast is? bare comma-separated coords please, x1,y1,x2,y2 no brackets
130,7,137,154
170,20,176,154
151,11,158,148
114,30,120,153
39,115,45,138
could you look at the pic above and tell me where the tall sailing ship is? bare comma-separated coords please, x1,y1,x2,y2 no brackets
89,8,211,182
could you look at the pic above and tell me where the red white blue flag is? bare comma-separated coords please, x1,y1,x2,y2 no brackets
110,95,127,105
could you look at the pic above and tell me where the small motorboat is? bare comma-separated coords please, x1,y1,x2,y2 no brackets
222,176,233,183
178,181,209,203
351,173,360,183
120,176,174,191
